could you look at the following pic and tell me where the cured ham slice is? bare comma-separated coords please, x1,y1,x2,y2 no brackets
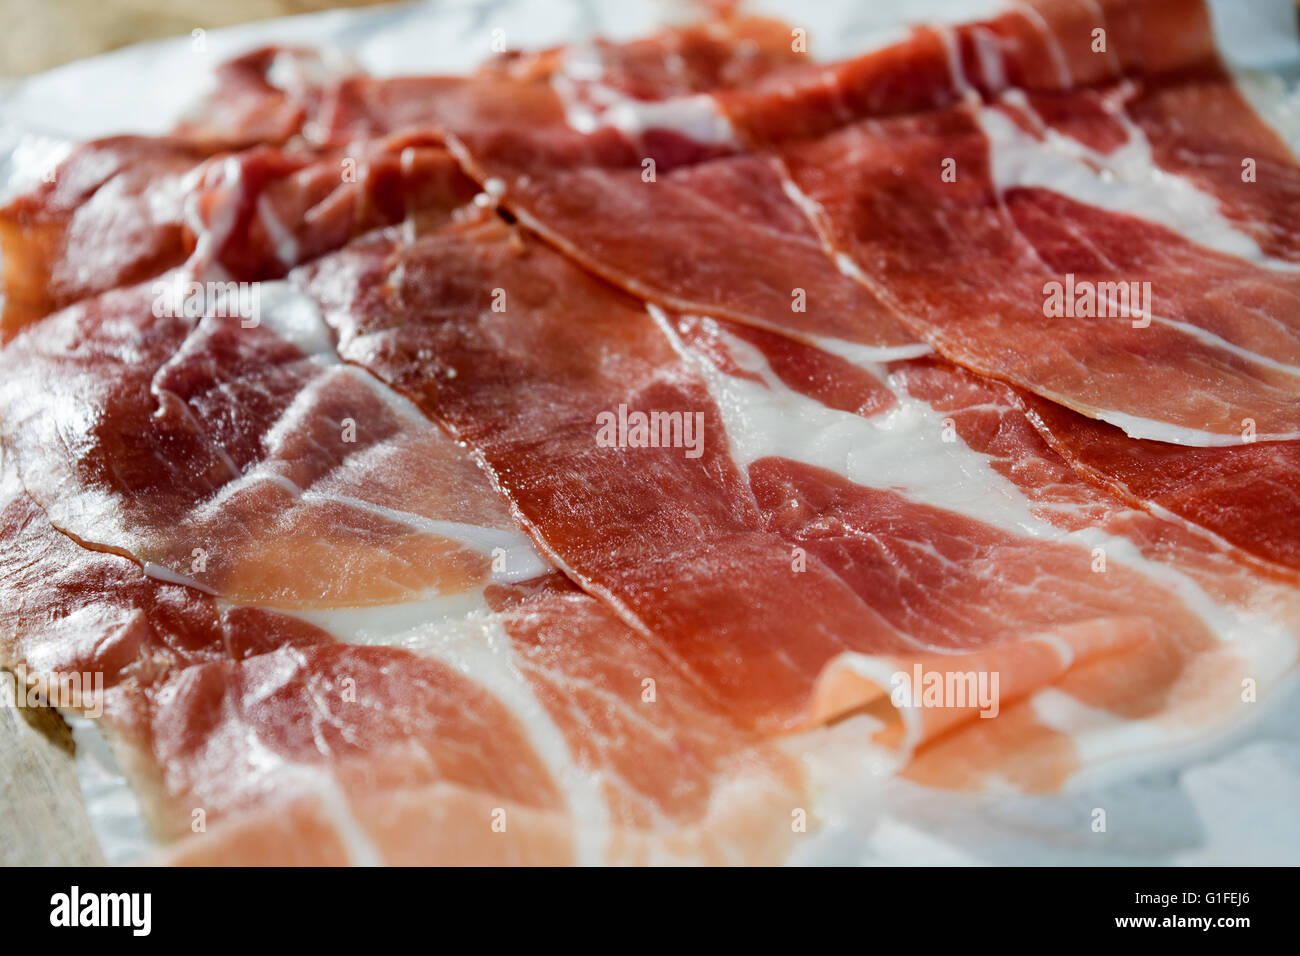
297,217,904,728
0,293,801,863
719,1,1300,568
486,16,805,100
446,125,919,352
1021,395,1300,578
878,356,1300,787
686,319,1298,780
172,47,358,147
170,16,798,150
285,25,922,352
298,214,908,727
183,132,480,281
0,467,804,864
407,0,1300,444
0,131,478,338
0,60,348,335
318,16,805,141
4,0,1299,866
294,211,1296,786
0,277,543,608
719,0,1300,443
0,172,804,859
766,97,1300,444
892,357,1299,614
0,136,209,337
0,467,334,694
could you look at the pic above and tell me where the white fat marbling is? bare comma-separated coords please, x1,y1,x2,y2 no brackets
180,156,243,281
657,307,1300,666
554,45,738,145
812,333,934,364
978,89,1300,444
252,280,340,358
142,561,216,594
981,88,1300,272
293,604,612,865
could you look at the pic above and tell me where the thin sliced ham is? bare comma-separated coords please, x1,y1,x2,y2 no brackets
685,317,1298,779
4,0,1299,865
0,136,208,337
0,176,807,859
880,356,1300,787
388,0,1297,444
0,277,548,609
721,0,1300,443
769,97,1300,443
1021,394,1300,578
295,212,1296,787
0,302,802,863
0,472,803,864
299,214,908,728
487,15,806,100
185,132,481,280
255,20,923,353
0,127,478,338
0,468,566,860
172,47,358,147
446,124,920,352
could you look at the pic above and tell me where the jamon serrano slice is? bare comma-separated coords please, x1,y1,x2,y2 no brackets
766,96,1300,444
708,0,1300,571
445,122,919,352
295,23,923,353
243,9,1300,572
151,574,803,866
316,16,805,140
0,468,804,864
183,132,480,281
294,213,1297,785
485,15,805,100
0,136,209,337
298,215,909,728
1020,395,1300,578
876,356,1300,788
0,129,477,337
680,318,1299,786
721,0,1300,443
169,17,800,148
3,1,1298,862
0,290,802,863
172,47,358,147
417,0,1300,443
0,277,545,609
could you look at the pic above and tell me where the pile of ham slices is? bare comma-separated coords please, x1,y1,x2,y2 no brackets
1,0,1299,865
